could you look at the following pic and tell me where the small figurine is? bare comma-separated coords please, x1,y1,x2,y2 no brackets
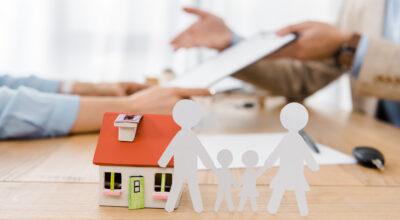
237,150,267,212
264,102,319,216
213,149,238,212
158,99,216,213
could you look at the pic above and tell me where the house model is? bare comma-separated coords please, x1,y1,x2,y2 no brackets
93,112,181,210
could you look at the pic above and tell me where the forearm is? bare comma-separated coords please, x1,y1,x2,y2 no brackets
233,58,343,101
59,81,112,96
69,82,105,96
70,97,131,133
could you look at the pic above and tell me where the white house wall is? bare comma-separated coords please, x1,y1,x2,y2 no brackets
98,165,180,209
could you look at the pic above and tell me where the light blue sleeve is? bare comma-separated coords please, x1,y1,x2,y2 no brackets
350,36,370,79
0,74,61,93
228,30,244,47
0,86,80,139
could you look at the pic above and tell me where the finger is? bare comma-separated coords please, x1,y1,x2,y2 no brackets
121,82,150,94
173,33,198,50
183,7,209,18
130,83,150,93
276,25,297,36
175,88,212,97
170,28,189,44
171,37,186,51
170,26,195,47
276,22,308,36
180,38,198,49
170,33,184,46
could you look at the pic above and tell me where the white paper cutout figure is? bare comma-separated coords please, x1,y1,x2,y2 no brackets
214,149,238,212
158,99,216,213
237,150,267,212
264,102,319,216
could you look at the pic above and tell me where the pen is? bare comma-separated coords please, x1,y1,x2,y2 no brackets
299,130,320,154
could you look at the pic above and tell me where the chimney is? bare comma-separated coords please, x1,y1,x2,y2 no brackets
114,114,143,142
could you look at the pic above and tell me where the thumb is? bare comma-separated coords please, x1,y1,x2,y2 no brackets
175,88,212,98
183,7,209,18
276,23,306,36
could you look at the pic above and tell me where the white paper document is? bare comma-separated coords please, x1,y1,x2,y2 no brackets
167,32,296,88
197,133,356,170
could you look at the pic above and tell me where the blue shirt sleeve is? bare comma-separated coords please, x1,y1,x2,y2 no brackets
0,75,61,93
0,86,80,139
228,30,244,47
350,36,370,79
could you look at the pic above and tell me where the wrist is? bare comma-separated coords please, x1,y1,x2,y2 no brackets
224,31,233,49
120,96,139,113
226,30,243,49
59,80,76,94
71,82,96,96
71,96,129,133
338,30,353,45
335,33,361,69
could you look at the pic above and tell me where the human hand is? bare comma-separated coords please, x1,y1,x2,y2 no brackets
126,86,211,114
171,7,232,51
71,82,149,96
268,21,353,60
70,86,210,133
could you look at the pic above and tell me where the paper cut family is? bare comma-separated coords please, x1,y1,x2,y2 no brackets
92,100,319,216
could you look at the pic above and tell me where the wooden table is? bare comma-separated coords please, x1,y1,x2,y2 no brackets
1,100,400,219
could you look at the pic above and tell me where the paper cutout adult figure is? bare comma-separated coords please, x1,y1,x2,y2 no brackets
237,150,267,212
214,149,238,212
264,102,319,216
158,99,216,213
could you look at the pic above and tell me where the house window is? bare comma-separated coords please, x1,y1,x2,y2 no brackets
104,172,122,190
154,173,172,192
134,180,141,193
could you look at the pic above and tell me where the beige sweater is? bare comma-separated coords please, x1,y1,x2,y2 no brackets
233,0,400,117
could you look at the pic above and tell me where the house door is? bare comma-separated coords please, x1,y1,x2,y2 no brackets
128,176,144,209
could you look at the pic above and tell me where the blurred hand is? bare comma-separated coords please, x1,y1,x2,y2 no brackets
70,86,210,133
71,82,149,96
269,21,353,60
127,86,211,114
171,7,232,51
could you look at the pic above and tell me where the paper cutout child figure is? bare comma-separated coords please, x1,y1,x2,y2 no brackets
158,99,216,213
264,102,319,216
214,149,238,212
237,150,267,212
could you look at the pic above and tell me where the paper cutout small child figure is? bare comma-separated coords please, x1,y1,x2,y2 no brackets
158,99,216,213
264,102,319,216
213,149,238,212
237,150,267,212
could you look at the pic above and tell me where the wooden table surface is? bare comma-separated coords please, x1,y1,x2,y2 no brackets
1,100,400,219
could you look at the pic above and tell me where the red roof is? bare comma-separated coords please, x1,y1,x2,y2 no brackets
93,112,180,167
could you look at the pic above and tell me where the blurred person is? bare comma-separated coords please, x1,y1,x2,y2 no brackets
0,75,210,139
172,0,400,127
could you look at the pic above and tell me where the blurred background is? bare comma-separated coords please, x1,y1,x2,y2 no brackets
0,0,350,110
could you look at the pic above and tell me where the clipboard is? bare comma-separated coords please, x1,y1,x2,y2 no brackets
167,32,296,89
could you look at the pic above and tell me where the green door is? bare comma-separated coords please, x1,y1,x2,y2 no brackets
128,176,144,210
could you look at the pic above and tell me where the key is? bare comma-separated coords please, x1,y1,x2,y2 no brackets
352,146,385,170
